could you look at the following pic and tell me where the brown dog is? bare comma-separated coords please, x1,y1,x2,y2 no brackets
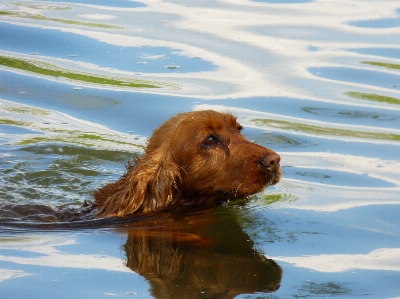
94,110,281,217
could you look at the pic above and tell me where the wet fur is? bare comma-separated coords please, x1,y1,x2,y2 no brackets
94,110,281,217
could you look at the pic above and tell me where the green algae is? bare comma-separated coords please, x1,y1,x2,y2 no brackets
11,2,71,10
0,118,32,126
32,14,123,29
361,61,400,71
0,236,33,243
251,118,400,141
4,106,50,116
0,55,160,89
1,110,144,150
345,92,400,105
18,136,95,147
0,11,14,15
77,133,145,148
259,192,299,206
17,131,144,149
0,10,122,29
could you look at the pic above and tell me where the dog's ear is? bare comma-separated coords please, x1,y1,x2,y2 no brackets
94,151,181,217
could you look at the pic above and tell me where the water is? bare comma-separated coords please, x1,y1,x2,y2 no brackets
1,0,400,298
0,22,215,73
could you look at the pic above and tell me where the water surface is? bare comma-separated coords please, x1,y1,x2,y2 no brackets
1,0,400,298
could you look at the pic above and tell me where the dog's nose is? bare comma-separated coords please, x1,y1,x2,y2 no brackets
259,152,281,172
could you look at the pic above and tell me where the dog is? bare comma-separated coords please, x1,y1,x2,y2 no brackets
94,110,281,217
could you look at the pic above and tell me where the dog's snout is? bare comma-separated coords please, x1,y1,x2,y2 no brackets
259,152,281,172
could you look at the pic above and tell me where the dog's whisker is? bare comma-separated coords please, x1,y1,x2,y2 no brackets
233,182,243,199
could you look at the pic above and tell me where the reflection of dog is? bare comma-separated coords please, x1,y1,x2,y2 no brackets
123,209,282,299
95,110,281,217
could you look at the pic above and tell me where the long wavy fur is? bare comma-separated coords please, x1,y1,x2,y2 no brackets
94,150,181,217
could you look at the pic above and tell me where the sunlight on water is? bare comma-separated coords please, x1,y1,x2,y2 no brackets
1,0,400,298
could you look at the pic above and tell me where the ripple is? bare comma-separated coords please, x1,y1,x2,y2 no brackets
0,144,137,225
251,118,400,141
0,125,43,135
283,167,396,188
0,23,215,74
348,10,400,29
244,131,315,149
310,66,400,90
0,55,160,89
344,92,400,106
348,48,400,60
253,0,312,3
302,107,398,121
0,10,123,29
40,0,146,8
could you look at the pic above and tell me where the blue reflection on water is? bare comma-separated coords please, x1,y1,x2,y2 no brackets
259,26,396,44
349,9,400,28
0,249,47,258
308,46,319,52
309,67,400,89
348,47,400,60
41,0,146,8
0,23,214,73
212,97,400,133
0,125,42,135
283,167,395,188
0,70,195,137
0,232,149,299
252,0,312,3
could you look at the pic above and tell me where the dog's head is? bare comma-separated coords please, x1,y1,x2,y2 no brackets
148,110,281,205
95,110,281,217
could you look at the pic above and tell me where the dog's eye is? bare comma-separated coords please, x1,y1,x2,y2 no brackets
237,125,243,133
202,135,219,149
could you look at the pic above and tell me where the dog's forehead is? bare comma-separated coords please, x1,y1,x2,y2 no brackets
202,112,238,131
